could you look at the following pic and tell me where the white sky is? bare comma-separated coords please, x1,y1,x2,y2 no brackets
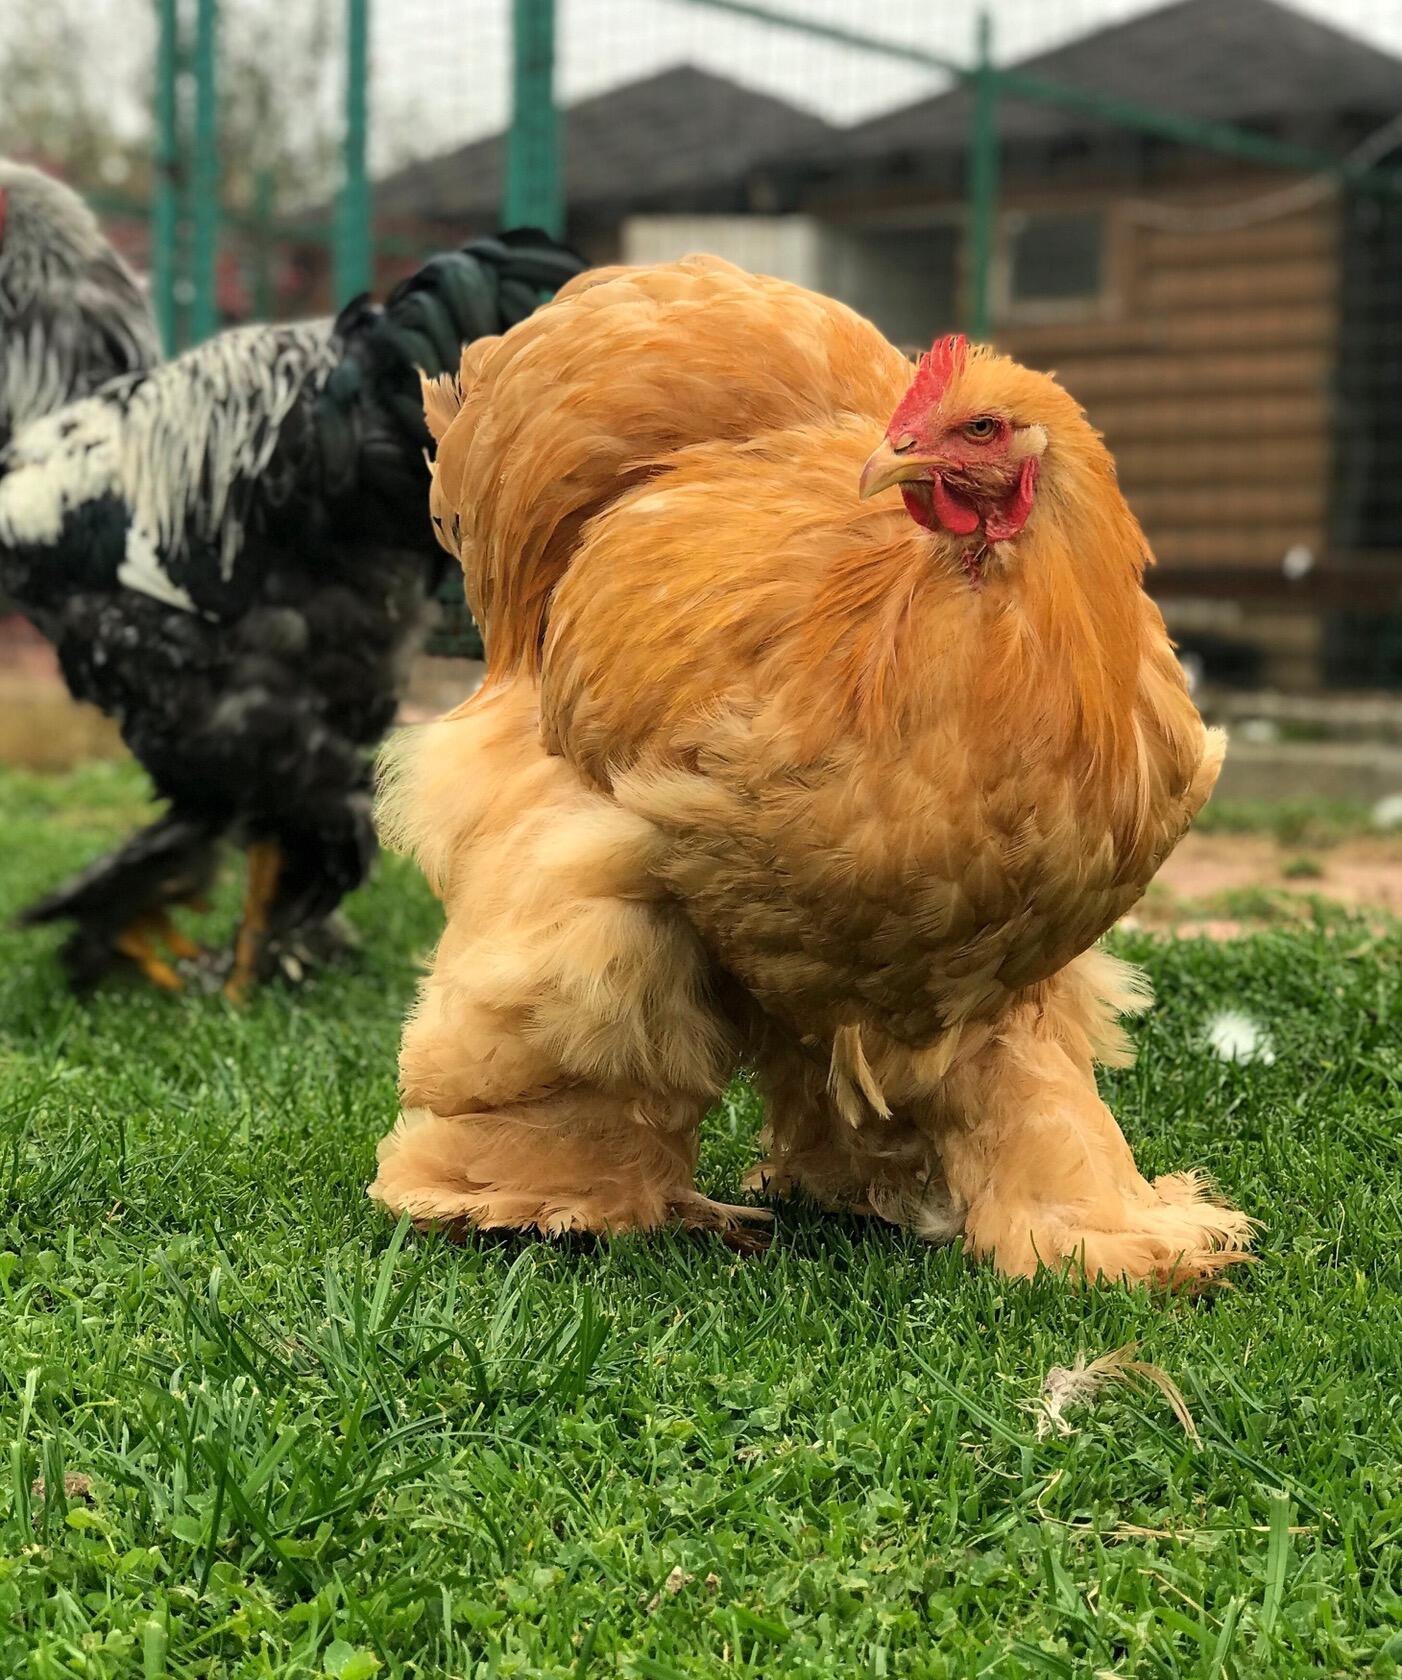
370,0,1402,166
6,0,1401,176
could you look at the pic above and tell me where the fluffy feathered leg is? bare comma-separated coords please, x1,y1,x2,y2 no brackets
369,685,768,1242
744,1028,965,1243
929,951,1256,1286
372,1103,772,1241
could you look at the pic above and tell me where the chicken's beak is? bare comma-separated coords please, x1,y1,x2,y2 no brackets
859,440,937,501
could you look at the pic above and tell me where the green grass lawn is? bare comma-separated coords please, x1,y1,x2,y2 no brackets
1,763,1399,1679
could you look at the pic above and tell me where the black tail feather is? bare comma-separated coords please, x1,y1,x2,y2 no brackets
319,229,587,517
371,229,588,390
19,811,220,932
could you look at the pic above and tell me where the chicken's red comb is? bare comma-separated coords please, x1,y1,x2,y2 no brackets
889,333,968,433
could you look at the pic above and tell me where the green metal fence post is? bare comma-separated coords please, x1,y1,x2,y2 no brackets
335,0,372,304
505,0,562,236
152,0,181,354
191,0,219,341
966,9,998,340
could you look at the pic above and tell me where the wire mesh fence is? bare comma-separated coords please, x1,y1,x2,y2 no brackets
1,0,1400,690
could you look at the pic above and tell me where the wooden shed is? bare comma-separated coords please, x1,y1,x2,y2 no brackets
360,0,1402,690
368,64,836,262
764,0,1402,690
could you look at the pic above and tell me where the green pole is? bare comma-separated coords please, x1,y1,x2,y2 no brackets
335,0,372,304
191,0,219,341
152,0,180,354
252,168,276,320
505,0,561,236
966,9,998,340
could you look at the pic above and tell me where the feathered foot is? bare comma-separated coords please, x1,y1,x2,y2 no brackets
373,681,763,1247
936,1035,1256,1288
743,1037,967,1245
957,1170,1256,1289
370,1107,772,1244
255,911,362,988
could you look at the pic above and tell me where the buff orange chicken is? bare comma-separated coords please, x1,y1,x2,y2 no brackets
370,256,1255,1286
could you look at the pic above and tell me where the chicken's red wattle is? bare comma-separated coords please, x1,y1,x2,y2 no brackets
984,457,1040,544
929,473,982,536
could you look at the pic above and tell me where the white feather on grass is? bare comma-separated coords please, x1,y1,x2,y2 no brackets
1034,1343,1201,1443
1372,793,1402,831
1204,1010,1276,1066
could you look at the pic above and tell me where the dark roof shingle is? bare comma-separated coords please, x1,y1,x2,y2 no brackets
374,63,834,224
811,0,1402,168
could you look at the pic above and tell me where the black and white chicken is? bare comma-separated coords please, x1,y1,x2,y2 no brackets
0,158,160,448
1,185,584,998
0,156,156,722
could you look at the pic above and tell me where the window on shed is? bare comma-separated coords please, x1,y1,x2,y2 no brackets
822,221,961,352
1005,211,1104,308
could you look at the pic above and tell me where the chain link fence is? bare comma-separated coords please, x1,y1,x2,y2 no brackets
2,0,1400,692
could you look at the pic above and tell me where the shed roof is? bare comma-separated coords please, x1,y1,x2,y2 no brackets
373,63,835,225
815,0,1402,171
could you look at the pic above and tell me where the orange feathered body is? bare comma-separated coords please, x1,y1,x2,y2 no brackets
372,258,1253,1284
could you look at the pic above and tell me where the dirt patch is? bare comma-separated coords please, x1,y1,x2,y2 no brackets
1141,832,1402,934
401,654,486,721
3,622,1399,930
0,678,126,771
0,644,487,770
0,620,126,770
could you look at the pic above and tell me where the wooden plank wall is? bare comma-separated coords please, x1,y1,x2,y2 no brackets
983,172,1342,688
1000,178,1339,587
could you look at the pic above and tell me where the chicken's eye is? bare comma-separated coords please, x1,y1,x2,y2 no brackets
962,417,999,442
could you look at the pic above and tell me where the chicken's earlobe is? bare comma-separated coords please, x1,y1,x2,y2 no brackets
1014,423,1048,461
